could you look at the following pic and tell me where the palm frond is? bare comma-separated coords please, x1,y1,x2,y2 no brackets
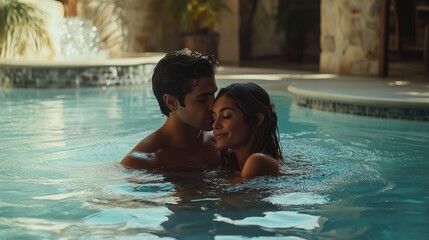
0,0,52,59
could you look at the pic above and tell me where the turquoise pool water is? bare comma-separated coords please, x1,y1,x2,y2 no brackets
1,84,428,239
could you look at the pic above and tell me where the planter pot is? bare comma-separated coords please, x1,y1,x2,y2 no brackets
182,31,219,57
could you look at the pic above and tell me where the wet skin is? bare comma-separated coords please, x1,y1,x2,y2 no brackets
212,95,280,178
121,76,220,169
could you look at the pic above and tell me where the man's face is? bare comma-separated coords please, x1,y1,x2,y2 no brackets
176,75,217,131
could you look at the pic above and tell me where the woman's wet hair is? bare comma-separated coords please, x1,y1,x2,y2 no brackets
216,82,283,169
152,48,218,116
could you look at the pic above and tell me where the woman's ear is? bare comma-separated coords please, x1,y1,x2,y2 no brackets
256,113,264,127
163,93,178,111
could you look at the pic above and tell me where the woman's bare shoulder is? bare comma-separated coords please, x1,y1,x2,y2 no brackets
241,153,280,179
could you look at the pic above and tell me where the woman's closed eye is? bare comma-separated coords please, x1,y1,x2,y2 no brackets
211,111,231,120
222,113,231,119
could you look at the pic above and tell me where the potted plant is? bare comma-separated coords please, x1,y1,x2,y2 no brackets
164,0,229,57
275,0,320,62
0,0,52,60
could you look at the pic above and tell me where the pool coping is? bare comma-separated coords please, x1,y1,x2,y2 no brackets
0,52,164,68
288,84,429,107
287,80,429,121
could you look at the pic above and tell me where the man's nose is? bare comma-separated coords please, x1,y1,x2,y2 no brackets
208,97,215,111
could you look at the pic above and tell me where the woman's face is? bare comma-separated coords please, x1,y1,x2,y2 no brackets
212,95,252,151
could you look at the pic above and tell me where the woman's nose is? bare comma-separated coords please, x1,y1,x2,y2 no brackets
212,116,220,129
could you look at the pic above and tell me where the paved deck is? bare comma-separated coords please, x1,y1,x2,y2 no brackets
217,62,429,121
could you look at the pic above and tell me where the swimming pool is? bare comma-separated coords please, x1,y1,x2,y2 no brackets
1,83,428,239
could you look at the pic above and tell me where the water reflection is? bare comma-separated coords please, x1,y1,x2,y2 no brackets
84,207,173,230
214,211,321,230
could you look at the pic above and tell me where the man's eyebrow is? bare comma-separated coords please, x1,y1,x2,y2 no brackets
196,91,215,98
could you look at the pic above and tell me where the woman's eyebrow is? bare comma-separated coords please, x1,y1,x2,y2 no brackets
212,107,234,114
219,107,236,112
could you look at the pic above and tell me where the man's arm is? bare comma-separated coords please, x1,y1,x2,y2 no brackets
120,151,159,169
120,132,162,169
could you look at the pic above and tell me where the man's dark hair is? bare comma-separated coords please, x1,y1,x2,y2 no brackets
152,48,218,116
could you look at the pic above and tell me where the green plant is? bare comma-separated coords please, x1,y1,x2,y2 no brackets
164,0,230,33
0,0,51,59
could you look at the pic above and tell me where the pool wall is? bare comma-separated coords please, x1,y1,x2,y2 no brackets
0,53,162,88
293,95,429,121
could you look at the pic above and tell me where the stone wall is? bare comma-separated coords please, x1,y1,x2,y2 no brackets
116,0,180,52
111,0,282,63
251,0,283,59
320,0,380,75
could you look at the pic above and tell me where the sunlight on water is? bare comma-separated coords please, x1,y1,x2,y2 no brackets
264,192,330,206
84,207,173,230
0,217,69,231
216,237,305,240
214,211,321,230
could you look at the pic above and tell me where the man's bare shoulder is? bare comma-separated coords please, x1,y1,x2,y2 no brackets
132,130,166,152
120,130,220,170
120,130,166,169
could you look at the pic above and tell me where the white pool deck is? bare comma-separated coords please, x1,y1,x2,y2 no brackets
217,63,429,108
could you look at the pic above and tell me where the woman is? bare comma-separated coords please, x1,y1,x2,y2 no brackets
211,82,283,179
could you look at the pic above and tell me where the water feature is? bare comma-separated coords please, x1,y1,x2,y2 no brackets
0,0,162,88
61,17,109,61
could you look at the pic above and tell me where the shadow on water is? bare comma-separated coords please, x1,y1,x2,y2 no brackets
114,168,330,239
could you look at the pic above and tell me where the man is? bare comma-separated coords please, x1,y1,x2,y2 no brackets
121,49,220,169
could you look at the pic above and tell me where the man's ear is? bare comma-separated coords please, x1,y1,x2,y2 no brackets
163,93,178,111
256,113,264,127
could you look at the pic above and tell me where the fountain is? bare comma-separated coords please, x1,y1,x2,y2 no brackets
0,0,163,88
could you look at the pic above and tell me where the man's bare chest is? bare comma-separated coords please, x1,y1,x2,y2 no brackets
156,145,219,169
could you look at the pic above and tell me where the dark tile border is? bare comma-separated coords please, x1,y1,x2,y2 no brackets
293,96,429,121
0,64,155,88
